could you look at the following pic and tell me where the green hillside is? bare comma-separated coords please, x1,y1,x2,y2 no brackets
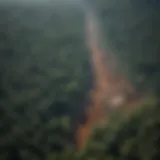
0,0,160,159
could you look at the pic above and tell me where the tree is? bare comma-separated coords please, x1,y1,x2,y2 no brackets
82,96,160,160
0,2,91,158
88,0,160,93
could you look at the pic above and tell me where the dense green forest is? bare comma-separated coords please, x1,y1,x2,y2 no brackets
0,0,160,159
0,2,91,158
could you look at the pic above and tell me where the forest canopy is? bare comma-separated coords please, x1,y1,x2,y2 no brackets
0,0,160,159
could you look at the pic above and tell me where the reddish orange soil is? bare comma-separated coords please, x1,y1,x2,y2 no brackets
75,11,137,150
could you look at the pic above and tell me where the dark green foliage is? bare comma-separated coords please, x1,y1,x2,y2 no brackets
0,0,160,159
82,96,160,160
88,0,160,93
0,2,92,158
